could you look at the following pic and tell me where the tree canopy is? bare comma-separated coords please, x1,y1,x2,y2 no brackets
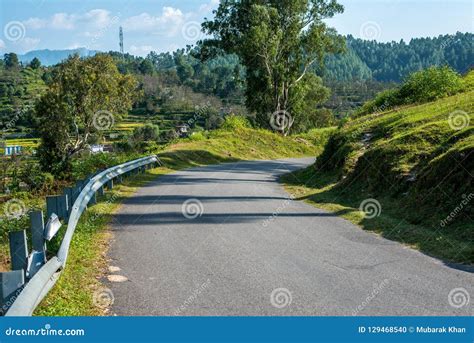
199,0,345,134
36,54,139,176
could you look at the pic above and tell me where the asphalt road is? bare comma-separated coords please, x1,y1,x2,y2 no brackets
108,158,473,316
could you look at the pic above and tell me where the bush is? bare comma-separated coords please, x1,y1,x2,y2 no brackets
399,66,463,103
358,88,402,115
356,66,464,117
189,131,207,141
131,124,160,142
71,153,139,180
20,162,54,193
221,114,251,131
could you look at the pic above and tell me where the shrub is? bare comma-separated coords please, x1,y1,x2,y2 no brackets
221,114,251,131
399,66,463,103
356,66,464,117
131,124,160,142
20,162,54,193
189,131,207,141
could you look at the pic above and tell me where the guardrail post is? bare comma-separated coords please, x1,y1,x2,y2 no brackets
64,187,80,218
76,179,85,190
97,186,105,197
8,231,28,273
106,180,114,190
89,192,97,205
30,211,45,252
0,271,25,311
116,175,122,184
46,195,69,221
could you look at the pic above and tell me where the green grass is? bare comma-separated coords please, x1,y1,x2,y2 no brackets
23,126,333,315
35,167,173,316
282,90,473,264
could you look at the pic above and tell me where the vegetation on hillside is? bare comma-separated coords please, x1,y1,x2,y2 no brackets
283,76,473,263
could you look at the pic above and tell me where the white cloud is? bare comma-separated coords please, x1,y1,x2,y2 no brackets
122,7,184,35
81,9,113,28
0,39,5,49
50,13,76,30
199,0,219,14
23,17,48,29
23,9,113,31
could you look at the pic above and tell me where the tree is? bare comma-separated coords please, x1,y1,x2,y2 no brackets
200,0,345,134
36,54,139,177
139,58,155,75
29,57,41,69
4,53,20,70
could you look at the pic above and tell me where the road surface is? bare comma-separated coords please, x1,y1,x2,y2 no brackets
107,158,473,316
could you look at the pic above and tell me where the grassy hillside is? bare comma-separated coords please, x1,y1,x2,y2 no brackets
160,126,335,168
282,90,473,263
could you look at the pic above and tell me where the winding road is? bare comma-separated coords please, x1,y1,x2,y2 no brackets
107,158,473,316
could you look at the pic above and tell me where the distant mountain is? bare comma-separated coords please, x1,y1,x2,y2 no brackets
19,48,98,66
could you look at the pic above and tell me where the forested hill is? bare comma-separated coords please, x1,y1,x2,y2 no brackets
321,32,473,82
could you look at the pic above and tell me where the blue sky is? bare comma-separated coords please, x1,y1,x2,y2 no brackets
0,0,472,56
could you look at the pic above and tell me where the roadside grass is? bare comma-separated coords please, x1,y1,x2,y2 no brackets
282,168,473,264
281,91,474,264
28,127,333,315
35,166,176,316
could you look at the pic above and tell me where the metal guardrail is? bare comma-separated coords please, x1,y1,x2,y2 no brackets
2,155,159,316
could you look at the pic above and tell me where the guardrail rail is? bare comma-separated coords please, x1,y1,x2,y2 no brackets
1,155,159,316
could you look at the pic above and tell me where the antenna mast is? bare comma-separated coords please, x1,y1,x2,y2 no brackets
119,26,124,55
